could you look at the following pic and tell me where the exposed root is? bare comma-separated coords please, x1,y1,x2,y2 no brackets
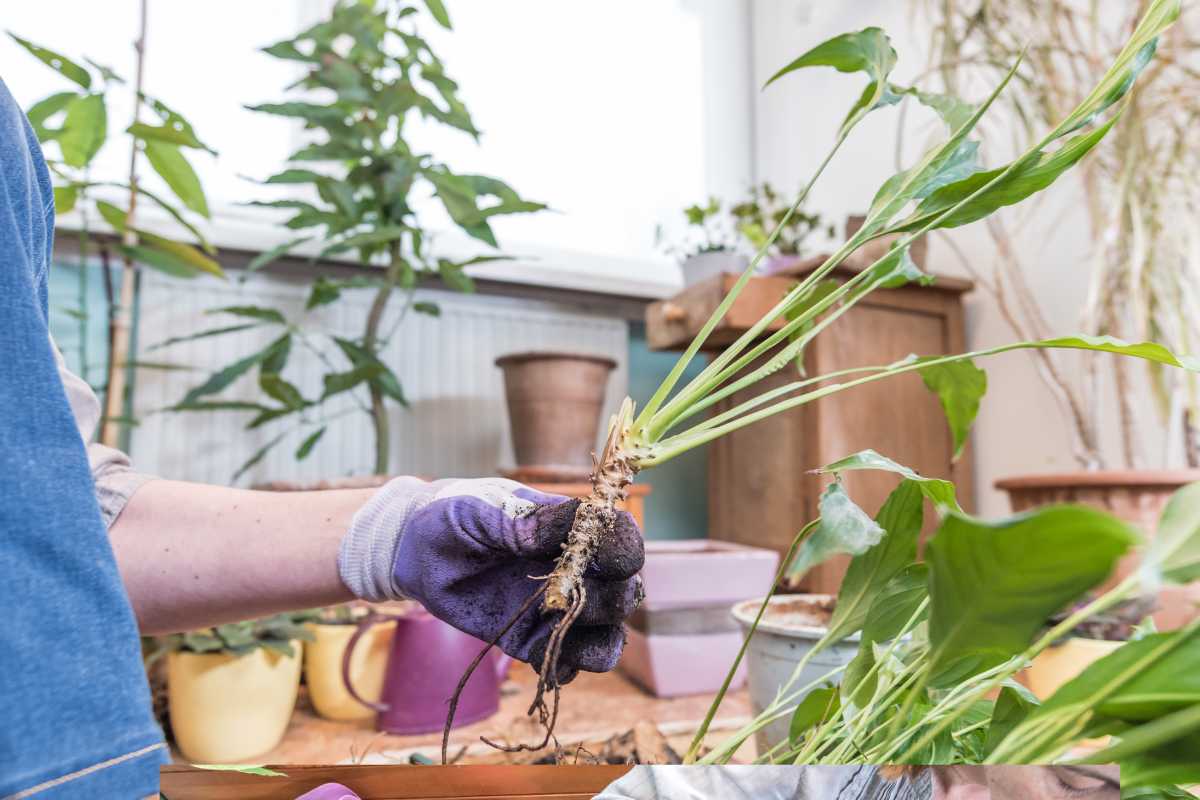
442,582,548,764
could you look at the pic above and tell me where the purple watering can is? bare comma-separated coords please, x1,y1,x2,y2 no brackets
342,608,512,735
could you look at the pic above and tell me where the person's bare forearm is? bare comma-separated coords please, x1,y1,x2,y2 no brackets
109,479,376,634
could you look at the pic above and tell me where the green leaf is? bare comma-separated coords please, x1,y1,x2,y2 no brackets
259,373,306,410
816,449,959,510
892,116,1118,234
306,276,341,309
149,323,261,352
901,86,975,133
413,301,440,317
141,94,216,154
208,305,287,324
322,364,383,399
788,686,841,743
260,334,292,374
788,482,884,578
262,168,326,185
422,0,452,28
917,357,987,460
825,479,925,644
860,562,929,644
133,184,216,253
58,93,106,167
1143,482,1200,585
924,505,1138,686
984,685,1039,756
118,244,198,279
181,334,292,405
438,259,475,293
191,764,287,777
295,427,326,461
128,120,207,150
53,185,78,214
245,101,347,126
869,244,933,289
8,34,91,88
26,91,77,140
232,431,287,481
763,27,898,138
144,140,209,217
1117,733,1200,789
318,225,407,258
96,199,127,231
170,400,269,413
246,236,311,273
137,235,224,278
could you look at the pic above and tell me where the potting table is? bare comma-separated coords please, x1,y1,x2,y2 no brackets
170,661,754,766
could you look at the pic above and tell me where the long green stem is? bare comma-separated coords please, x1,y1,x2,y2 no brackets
683,519,819,764
632,132,851,439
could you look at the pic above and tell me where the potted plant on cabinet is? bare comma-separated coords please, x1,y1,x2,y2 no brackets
656,197,747,287
729,183,833,277
153,612,314,763
916,0,1200,613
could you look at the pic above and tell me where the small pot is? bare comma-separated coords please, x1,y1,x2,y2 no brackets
680,251,749,286
731,594,859,752
495,352,616,480
304,620,395,721
997,470,1200,628
167,643,303,763
1023,637,1123,699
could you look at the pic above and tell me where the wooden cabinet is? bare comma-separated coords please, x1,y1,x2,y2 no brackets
646,260,974,594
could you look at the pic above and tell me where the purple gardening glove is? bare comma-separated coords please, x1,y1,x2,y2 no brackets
339,477,644,683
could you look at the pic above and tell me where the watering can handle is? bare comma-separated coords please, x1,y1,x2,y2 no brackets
341,612,399,713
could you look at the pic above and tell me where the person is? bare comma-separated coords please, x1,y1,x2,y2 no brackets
0,77,642,798
591,764,1121,799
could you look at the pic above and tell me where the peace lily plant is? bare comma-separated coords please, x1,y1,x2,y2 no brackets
458,0,1200,791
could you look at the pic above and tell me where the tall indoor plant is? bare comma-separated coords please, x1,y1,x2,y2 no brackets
165,0,544,480
913,1,1200,563
10,8,223,450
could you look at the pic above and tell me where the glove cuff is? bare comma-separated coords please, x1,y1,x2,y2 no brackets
338,476,436,602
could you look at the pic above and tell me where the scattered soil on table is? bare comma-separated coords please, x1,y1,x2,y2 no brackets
763,595,836,628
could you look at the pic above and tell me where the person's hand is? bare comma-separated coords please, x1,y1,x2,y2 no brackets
339,477,644,683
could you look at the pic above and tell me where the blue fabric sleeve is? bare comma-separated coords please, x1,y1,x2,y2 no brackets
0,78,166,798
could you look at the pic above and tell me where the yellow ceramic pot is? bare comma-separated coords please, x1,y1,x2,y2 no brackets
304,620,395,721
1025,637,1123,698
167,643,302,763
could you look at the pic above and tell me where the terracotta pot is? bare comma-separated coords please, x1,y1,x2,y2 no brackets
495,351,616,480
167,643,303,763
997,470,1200,628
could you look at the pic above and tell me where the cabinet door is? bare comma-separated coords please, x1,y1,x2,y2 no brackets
802,299,965,594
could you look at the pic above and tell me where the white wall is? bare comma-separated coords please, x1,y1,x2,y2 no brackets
749,0,1163,515
2,0,755,298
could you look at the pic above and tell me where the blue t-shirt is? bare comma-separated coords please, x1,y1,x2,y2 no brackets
0,78,166,797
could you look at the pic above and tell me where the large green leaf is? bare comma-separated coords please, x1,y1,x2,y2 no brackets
245,101,347,127
1143,482,1200,585
26,91,76,141
983,685,1038,757
422,0,452,29
322,363,383,399
764,28,898,138
1117,733,1200,789
824,479,925,644
58,93,106,167
1017,335,1200,370
118,244,198,279
788,685,840,743
53,185,78,214
891,116,1117,234
181,334,292,405
137,235,224,278
924,505,1138,686
788,482,884,578
8,34,91,88
817,449,959,510
917,357,987,460
144,140,209,217
128,120,207,150
259,373,306,410
142,94,216,155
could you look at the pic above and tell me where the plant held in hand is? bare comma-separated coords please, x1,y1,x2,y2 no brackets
478,0,1196,763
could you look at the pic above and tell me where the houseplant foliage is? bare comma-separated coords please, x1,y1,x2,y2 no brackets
10,26,222,440
445,0,1200,768
165,0,544,478
690,459,1200,796
914,0,1200,469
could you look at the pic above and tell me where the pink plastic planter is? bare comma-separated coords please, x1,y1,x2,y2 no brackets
619,540,778,697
